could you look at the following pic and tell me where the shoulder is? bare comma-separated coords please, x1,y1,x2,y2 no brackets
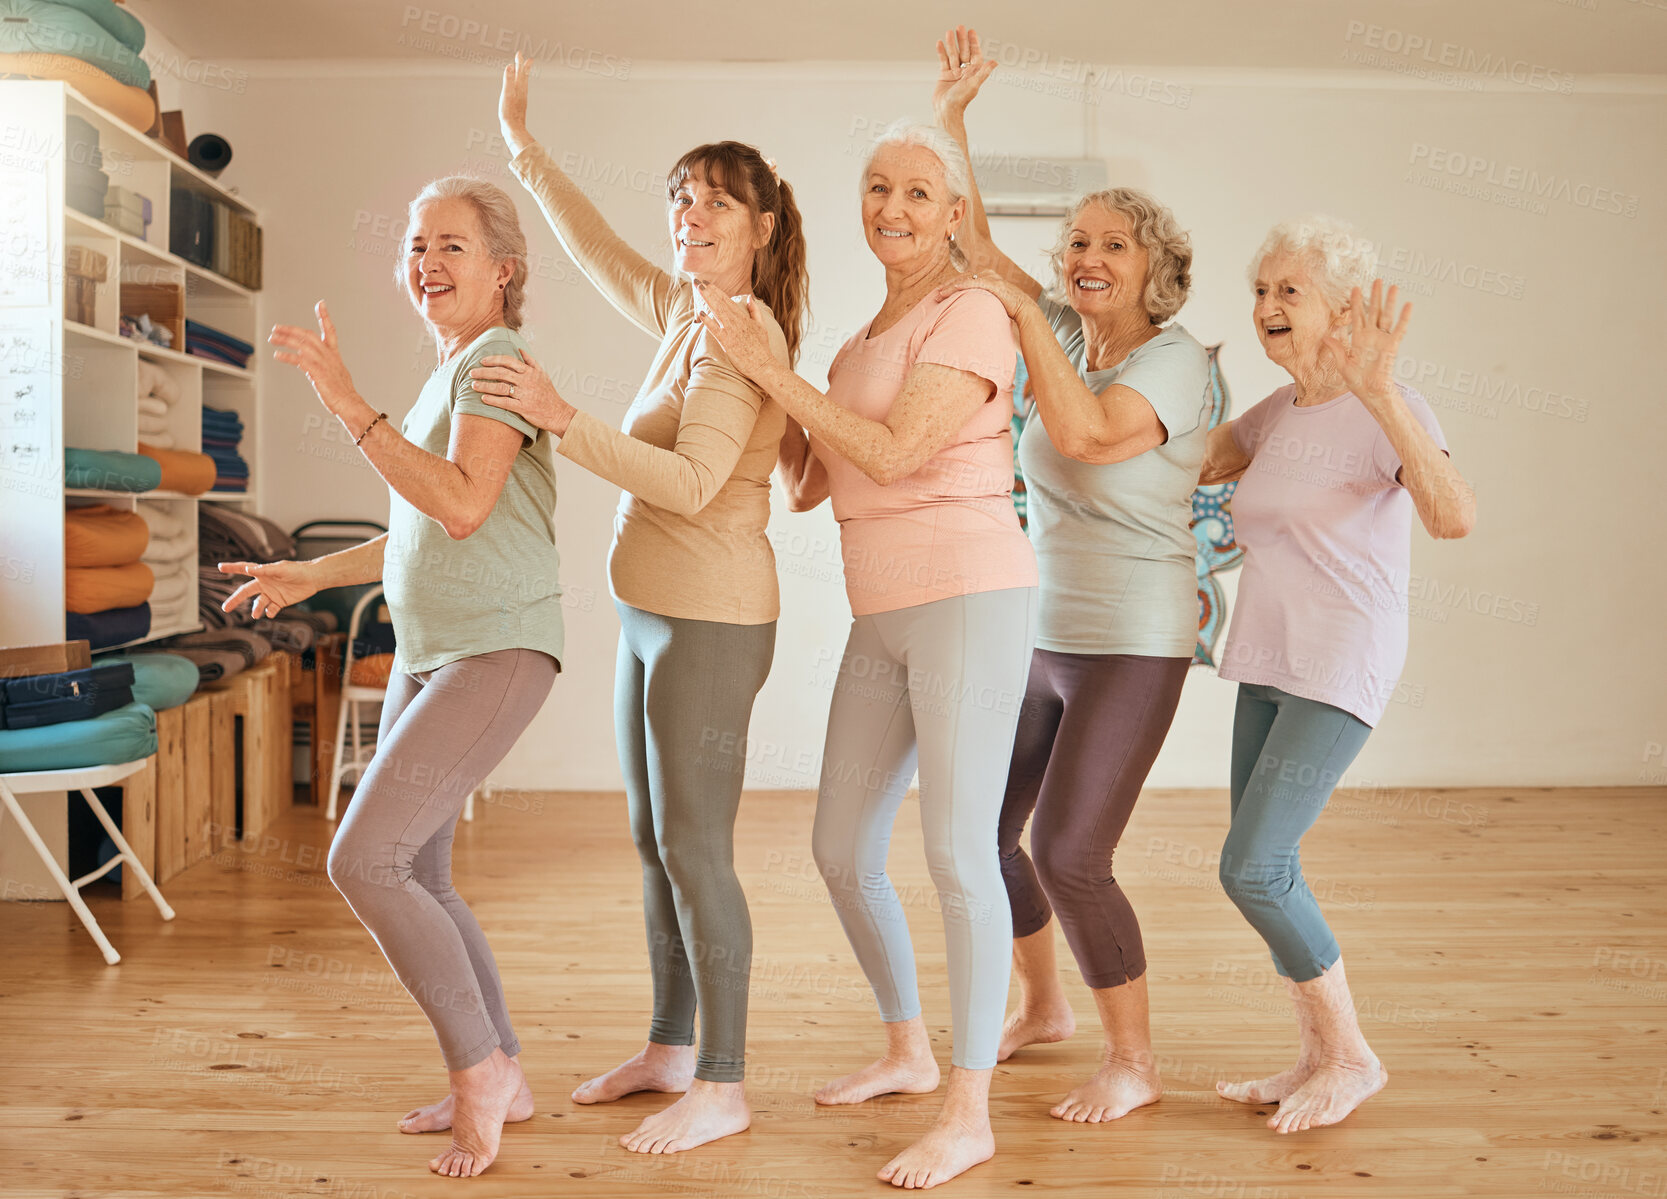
927,286,1009,330
454,325,527,372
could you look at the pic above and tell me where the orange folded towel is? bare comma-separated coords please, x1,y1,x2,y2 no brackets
348,654,395,688
64,504,150,567
66,561,155,614
138,443,217,496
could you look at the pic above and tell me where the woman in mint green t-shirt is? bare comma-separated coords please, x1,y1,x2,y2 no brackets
221,177,560,1179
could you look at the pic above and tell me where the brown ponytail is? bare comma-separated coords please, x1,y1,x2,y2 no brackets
667,142,810,366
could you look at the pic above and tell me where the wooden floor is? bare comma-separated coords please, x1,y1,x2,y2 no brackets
3,784,1665,1198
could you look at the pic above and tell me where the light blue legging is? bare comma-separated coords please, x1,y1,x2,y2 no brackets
812,587,1037,1071
1220,682,1373,981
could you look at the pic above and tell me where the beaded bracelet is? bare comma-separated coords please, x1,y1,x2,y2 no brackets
355,411,388,445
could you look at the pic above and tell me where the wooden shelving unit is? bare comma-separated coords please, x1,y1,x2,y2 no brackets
0,80,262,653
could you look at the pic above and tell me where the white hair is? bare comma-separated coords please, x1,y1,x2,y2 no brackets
1247,214,1378,307
859,120,970,270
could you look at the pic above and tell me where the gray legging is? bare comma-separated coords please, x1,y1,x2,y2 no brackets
615,600,775,1084
812,587,1037,1071
328,647,557,1069
1219,682,1373,981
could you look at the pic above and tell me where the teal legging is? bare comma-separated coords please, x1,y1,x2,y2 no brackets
1220,682,1373,981
615,600,775,1083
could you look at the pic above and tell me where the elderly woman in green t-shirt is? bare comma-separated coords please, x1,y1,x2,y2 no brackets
219,177,562,1179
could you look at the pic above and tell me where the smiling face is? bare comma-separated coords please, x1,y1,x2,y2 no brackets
403,196,512,337
668,168,771,294
1252,249,1346,375
860,142,964,274
1061,204,1150,322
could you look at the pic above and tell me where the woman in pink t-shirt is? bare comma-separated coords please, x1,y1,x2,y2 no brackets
1200,216,1476,1135
699,122,1036,1190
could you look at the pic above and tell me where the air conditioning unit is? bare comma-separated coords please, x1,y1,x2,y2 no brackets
975,155,1108,217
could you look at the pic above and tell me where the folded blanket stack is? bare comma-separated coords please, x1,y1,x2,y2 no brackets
202,405,249,492
137,627,271,684
64,114,108,220
136,359,181,450
63,505,155,649
184,319,254,369
138,503,197,632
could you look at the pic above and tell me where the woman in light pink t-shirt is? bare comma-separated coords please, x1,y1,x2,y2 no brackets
1200,216,1475,1137
699,122,1036,1190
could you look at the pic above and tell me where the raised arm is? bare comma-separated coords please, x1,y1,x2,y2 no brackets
936,274,1167,465
499,53,676,337
1326,282,1476,540
695,284,996,488
932,26,1043,301
271,303,523,541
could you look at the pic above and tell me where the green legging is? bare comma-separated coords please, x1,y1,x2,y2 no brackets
614,600,775,1083
1220,682,1373,982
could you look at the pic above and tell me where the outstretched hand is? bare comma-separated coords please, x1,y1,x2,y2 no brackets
218,559,320,620
471,348,576,436
1322,280,1410,403
270,301,358,416
933,25,997,120
692,281,778,382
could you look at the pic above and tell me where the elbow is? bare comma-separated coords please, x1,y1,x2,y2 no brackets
440,504,490,541
441,517,483,542
1433,508,1476,541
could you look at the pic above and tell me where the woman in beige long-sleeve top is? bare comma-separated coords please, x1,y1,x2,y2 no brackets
455,52,808,1155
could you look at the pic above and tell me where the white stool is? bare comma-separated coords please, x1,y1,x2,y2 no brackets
0,759,176,965
326,586,388,822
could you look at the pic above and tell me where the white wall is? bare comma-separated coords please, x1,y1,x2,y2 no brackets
135,40,1667,789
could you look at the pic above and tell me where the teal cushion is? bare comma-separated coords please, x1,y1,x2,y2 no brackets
94,653,197,711
65,447,161,492
46,0,145,52
0,700,156,773
0,0,150,88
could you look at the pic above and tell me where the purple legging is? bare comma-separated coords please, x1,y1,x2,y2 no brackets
997,649,1189,989
327,647,556,1069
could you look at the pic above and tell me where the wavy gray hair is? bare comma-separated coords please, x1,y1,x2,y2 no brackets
397,176,529,330
1047,188,1192,324
858,121,971,271
1247,215,1378,308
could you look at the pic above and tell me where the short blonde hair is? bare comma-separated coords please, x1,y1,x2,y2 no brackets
859,121,971,271
1248,215,1377,308
1047,189,1192,324
398,176,529,329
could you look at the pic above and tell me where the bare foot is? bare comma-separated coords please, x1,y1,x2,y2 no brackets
399,1074,535,1133
1216,1057,1317,1105
572,1042,694,1105
814,1053,941,1106
1268,1058,1388,1133
428,1050,525,1177
1050,1059,1162,1123
620,1079,751,1154
996,1003,1076,1063
878,1114,995,1190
